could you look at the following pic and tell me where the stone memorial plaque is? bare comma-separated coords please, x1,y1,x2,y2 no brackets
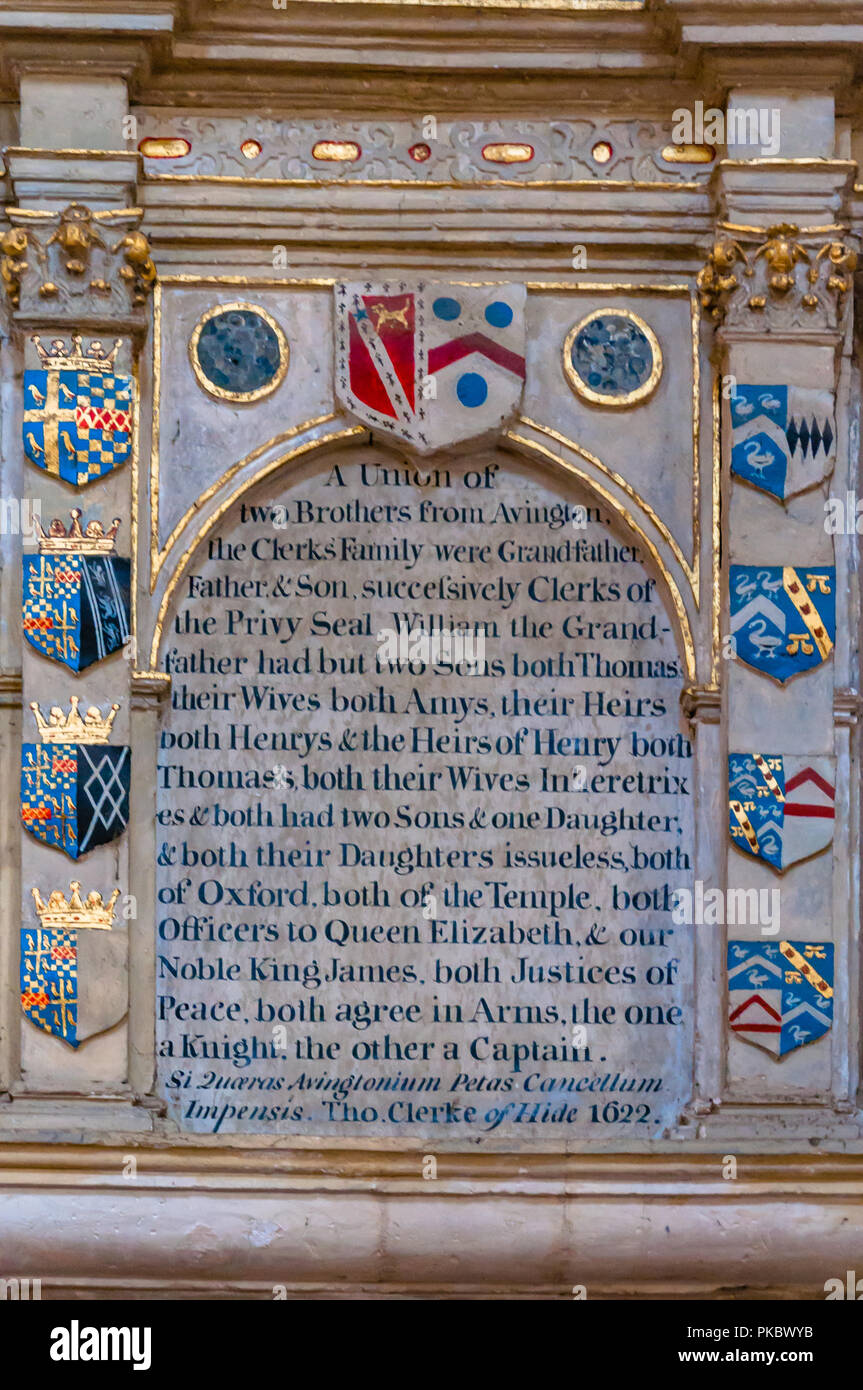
156,449,694,1140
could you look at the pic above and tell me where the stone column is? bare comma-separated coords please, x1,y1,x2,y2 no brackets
1,68,156,1116
695,136,858,1136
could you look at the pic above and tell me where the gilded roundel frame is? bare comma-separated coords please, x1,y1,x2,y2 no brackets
563,307,663,408
188,301,290,404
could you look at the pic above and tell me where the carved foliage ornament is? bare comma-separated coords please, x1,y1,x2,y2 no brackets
697,223,857,330
1,203,156,314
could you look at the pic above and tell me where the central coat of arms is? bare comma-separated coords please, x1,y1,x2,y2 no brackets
335,281,526,453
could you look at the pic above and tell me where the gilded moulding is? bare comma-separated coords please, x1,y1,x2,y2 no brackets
563,306,663,407
188,301,290,404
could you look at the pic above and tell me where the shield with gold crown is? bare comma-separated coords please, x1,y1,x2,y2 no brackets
21,697,130,857
22,882,128,1046
22,509,130,671
23,335,132,486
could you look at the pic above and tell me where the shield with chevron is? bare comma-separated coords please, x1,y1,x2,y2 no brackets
335,281,526,454
729,565,835,684
728,753,835,872
730,385,836,502
727,940,833,1058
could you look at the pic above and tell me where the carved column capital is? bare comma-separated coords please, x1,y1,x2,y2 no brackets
1,200,156,337
680,683,721,725
698,160,857,339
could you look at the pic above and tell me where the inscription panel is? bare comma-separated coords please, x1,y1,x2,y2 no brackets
156,449,694,1141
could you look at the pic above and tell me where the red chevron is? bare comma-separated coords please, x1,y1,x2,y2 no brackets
784,766,835,817
729,994,782,1029
428,332,526,379
785,767,835,798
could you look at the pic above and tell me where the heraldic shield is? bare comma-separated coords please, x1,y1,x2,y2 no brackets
335,281,526,454
22,883,127,1046
23,336,132,486
23,511,130,671
728,753,835,873
22,698,130,857
728,941,834,1058
729,565,835,684
730,385,836,502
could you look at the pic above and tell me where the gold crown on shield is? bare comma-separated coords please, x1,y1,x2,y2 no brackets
29,696,120,746
31,881,120,932
36,509,121,555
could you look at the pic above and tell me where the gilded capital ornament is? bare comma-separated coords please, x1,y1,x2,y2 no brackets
697,222,858,333
2,203,156,323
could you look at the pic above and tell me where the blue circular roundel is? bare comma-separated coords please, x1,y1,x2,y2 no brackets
456,372,488,408
569,313,655,399
195,307,284,398
485,300,513,329
432,296,462,321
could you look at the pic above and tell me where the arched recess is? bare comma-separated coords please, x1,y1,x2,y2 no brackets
146,420,696,685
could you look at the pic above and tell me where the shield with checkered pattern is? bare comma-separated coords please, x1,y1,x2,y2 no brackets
23,551,130,671
22,742,130,858
23,364,133,486
20,923,128,1046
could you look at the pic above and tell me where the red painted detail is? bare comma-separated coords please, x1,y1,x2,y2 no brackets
428,331,526,379
784,768,836,799
361,294,416,410
729,994,782,1026
348,315,397,420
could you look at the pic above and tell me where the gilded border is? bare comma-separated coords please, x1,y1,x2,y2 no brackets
187,301,290,404
562,306,663,408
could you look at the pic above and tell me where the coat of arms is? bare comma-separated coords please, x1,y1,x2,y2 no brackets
22,881,127,1047
728,940,833,1058
22,697,130,858
730,385,836,501
23,509,130,671
728,753,835,872
335,281,526,454
23,335,132,486
729,565,834,684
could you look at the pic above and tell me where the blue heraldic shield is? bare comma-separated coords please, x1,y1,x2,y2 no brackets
729,565,835,684
23,551,130,670
22,742,130,857
23,336,132,487
728,941,834,1058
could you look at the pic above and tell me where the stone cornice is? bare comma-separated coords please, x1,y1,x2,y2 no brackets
0,0,861,109
3,1143,863,1191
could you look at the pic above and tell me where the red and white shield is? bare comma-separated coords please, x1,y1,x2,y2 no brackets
335,281,526,455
